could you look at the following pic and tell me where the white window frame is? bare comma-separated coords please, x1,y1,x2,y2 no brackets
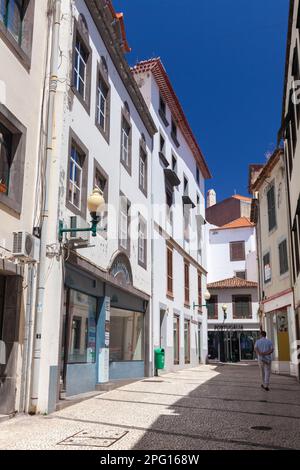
139,152,146,191
97,78,107,130
74,38,87,100
119,197,128,249
138,218,146,264
121,125,129,166
69,145,83,210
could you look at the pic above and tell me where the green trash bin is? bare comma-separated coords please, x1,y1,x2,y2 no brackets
154,348,165,370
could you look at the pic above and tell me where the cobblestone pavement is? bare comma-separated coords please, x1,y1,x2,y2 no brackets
1,363,300,450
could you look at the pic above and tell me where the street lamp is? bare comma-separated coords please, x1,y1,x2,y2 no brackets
58,187,105,242
193,290,211,311
222,304,228,321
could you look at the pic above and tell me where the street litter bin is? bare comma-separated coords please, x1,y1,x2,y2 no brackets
154,348,165,370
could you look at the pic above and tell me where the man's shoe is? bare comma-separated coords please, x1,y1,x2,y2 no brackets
265,386,269,391
261,384,265,389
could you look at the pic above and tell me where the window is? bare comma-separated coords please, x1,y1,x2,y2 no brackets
183,176,189,196
139,146,147,196
120,114,132,174
292,46,300,127
160,134,166,156
207,295,218,319
172,154,177,173
263,252,271,283
0,122,11,195
72,23,92,113
159,95,166,116
286,124,293,178
68,290,97,364
267,184,276,231
166,245,173,296
197,271,202,312
67,130,88,218
279,239,289,275
230,241,245,261
233,295,252,319
183,205,190,241
0,104,26,214
110,309,144,361
94,161,108,236
292,211,300,277
0,0,34,66
138,214,147,269
196,166,200,185
235,271,246,280
171,118,180,147
184,319,190,364
119,194,130,253
173,315,180,365
184,260,190,306
95,63,110,142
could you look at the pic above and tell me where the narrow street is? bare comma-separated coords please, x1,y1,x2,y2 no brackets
1,364,300,450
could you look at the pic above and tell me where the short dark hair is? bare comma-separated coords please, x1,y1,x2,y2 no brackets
260,331,267,337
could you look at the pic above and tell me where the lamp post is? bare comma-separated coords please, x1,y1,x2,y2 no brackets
193,290,211,311
219,304,228,362
58,188,105,242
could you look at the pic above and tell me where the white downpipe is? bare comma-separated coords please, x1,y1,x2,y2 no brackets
29,0,61,413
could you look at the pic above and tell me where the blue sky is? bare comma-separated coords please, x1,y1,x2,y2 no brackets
114,0,289,202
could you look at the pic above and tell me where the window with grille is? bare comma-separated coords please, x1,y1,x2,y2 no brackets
230,241,245,261
233,295,252,319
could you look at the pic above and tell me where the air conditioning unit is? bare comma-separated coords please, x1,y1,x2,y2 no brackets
12,232,40,262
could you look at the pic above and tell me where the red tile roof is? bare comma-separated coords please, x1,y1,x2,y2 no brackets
207,277,258,289
232,194,252,202
106,1,131,53
132,58,212,179
211,217,255,230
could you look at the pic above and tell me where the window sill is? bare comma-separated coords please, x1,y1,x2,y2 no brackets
71,86,91,116
166,293,174,300
95,119,110,144
120,159,132,176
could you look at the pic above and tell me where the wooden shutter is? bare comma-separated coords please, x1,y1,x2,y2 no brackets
184,261,190,305
267,186,276,231
167,247,173,295
198,271,202,311
230,241,245,261
279,239,288,275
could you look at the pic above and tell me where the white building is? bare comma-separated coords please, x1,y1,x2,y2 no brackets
29,0,157,414
279,0,300,380
132,58,212,371
250,149,298,377
205,194,260,362
0,0,49,416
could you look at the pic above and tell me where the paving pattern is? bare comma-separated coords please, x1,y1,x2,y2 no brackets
1,363,300,450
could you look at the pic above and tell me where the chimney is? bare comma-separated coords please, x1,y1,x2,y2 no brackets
207,189,216,208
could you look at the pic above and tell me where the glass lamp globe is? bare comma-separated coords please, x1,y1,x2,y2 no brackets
204,290,211,301
87,188,105,214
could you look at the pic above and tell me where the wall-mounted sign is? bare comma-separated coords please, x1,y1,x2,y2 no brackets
214,324,244,331
109,254,133,287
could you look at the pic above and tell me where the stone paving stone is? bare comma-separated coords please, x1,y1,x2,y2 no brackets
0,363,300,450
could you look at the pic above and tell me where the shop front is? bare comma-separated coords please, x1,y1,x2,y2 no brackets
61,253,150,397
208,326,260,362
265,307,291,375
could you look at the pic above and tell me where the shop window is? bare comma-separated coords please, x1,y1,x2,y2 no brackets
173,315,180,365
109,309,144,361
68,290,97,364
232,295,252,319
207,295,218,319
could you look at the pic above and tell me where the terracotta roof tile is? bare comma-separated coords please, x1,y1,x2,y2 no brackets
132,58,212,179
211,217,255,230
207,277,258,289
232,194,252,202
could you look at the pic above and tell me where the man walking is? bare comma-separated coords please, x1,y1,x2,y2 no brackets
254,331,274,391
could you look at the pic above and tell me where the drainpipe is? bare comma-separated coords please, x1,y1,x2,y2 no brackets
30,0,61,413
